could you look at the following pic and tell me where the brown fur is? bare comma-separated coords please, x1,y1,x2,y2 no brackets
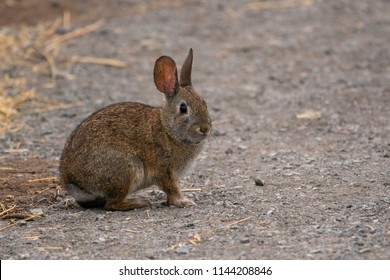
59,49,211,211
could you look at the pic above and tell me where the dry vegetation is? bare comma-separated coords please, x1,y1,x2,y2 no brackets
0,11,130,138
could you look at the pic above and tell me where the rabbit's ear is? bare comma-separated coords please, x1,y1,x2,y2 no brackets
180,48,193,87
154,56,178,96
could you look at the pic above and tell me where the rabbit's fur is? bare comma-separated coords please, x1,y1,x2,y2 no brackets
59,49,211,211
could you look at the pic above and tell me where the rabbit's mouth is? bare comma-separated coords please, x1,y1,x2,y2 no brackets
182,138,205,146
185,129,210,145
172,122,211,145
193,122,211,137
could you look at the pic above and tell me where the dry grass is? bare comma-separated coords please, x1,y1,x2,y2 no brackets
0,213,43,231
0,12,127,137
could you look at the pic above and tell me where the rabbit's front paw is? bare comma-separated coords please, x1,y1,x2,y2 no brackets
168,197,197,208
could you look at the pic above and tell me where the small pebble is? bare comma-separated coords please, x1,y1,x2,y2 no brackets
253,176,265,186
359,248,371,254
212,130,225,137
30,208,44,215
349,182,361,187
238,145,248,150
19,253,30,259
240,238,250,244
59,110,76,118
175,245,189,254
146,254,156,260
310,249,322,254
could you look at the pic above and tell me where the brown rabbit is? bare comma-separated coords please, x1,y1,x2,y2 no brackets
59,49,211,211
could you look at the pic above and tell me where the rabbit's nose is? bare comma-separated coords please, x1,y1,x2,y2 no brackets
199,124,211,135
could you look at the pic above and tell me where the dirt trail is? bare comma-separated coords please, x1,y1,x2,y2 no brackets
0,0,389,259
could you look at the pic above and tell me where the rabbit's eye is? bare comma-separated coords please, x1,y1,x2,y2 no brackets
179,103,188,114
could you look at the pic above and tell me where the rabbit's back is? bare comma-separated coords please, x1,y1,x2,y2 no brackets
64,102,160,154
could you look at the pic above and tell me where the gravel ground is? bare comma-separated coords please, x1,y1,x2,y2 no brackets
0,0,389,259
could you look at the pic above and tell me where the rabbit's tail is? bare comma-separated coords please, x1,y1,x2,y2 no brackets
77,197,107,208
64,183,107,208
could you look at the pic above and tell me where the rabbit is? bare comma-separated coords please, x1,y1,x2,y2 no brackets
59,49,211,211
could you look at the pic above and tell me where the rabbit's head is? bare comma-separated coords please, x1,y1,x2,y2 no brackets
154,49,211,145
